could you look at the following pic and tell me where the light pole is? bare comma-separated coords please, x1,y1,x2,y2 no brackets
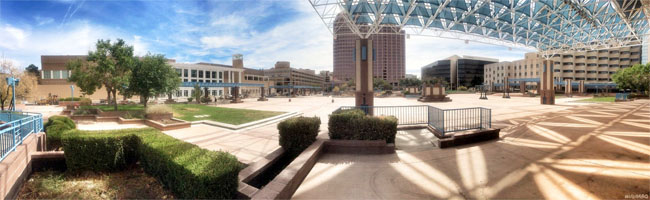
6,76,20,112
70,85,74,104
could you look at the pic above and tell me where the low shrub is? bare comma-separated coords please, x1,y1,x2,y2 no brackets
58,97,91,103
145,104,172,115
278,116,320,155
60,128,242,199
79,98,92,106
201,96,212,103
328,109,398,143
62,130,140,171
187,97,194,103
45,116,76,150
458,86,468,91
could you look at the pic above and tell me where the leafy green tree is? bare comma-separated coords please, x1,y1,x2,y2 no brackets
87,39,136,110
373,78,393,91
26,64,39,76
192,84,202,104
129,54,181,107
67,58,103,96
612,63,650,93
399,78,422,87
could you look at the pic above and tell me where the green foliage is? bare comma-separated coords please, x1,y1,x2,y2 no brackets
191,84,202,104
62,130,140,171
200,96,212,103
67,58,102,96
59,128,242,199
612,63,650,93
277,116,320,155
187,97,194,103
403,90,411,95
129,54,181,107
373,78,393,91
399,78,422,87
79,98,92,106
458,86,468,91
145,104,172,115
328,109,398,143
423,77,448,86
26,64,39,76
44,116,76,150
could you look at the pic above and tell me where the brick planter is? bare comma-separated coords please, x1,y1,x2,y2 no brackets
144,119,191,131
145,113,173,121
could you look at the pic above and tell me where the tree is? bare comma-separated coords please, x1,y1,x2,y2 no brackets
399,78,422,87
373,78,393,91
87,39,135,110
191,84,202,104
129,54,181,107
0,58,38,110
26,64,39,76
612,63,650,93
67,58,103,96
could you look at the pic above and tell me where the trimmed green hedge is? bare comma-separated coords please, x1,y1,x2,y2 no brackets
45,116,76,150
328,109,398,143
62,130,139,171
58,97,90,102
61,128,242,199
278,116,320,155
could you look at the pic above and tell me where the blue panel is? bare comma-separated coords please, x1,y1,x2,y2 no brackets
381,16,399,25
450,23,464,31
448,0,468,11
406,17,422,26
362,46,367,61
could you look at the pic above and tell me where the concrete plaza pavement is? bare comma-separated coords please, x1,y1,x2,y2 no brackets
293,100,650,199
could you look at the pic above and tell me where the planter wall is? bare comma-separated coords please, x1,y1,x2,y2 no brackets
144,119,191,131
145,113,173,121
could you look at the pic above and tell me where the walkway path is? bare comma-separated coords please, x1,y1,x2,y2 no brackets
293,100,650,199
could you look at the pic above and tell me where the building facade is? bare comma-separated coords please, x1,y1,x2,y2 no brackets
333,16,405,86
38,55,119,101
484,46,643,86
243,68,272,97
264,61,324,94
170,61,244,100
421,55,498,88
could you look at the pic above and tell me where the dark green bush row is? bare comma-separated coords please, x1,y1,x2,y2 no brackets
58,97,90,102
278,116,320,155
328,109,398,143
45,116,76,150
61,128,242,199
62,130,139,171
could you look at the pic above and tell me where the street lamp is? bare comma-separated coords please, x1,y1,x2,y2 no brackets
70,85,74,104
6,77,20,112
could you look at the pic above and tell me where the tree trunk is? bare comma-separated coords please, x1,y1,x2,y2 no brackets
143,96,148,108
107,89,112,105
112,89,118,111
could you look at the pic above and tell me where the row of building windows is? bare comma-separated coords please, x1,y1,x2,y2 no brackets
42,70,69,79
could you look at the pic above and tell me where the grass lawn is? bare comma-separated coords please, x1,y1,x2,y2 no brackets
170,104,285,125
17,167,173,199
80,104,285,125
576,96,616,102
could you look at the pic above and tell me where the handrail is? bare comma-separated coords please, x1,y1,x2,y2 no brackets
0,111,43,161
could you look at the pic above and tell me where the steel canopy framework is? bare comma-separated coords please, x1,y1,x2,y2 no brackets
309,0,650,54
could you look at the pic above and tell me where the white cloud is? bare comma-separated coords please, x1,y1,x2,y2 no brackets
0,24,29,50
34,16,55,26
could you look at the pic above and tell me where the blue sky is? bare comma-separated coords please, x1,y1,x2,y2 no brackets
0,0,531,77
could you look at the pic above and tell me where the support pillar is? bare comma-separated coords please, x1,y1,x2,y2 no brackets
520,81,526,94
540,60,555,105
231,87,242,103
503,77,510,98
578,80,585,95
355,39,374,112
565,79,573,97
258,87,267,101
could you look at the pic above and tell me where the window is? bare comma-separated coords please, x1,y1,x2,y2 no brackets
61,70,69,79
53,70,61,79
191,70,197,78
219,72,223,79
184,90,188,97
43,70,51,79
563,70,573,73
183,79,188,82
199,70,204,78
184,69,188,77
212,71,217,79
206,71,210,78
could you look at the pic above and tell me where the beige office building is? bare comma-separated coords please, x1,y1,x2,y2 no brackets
484,45,643,86
38,55,121,101
264,61,324,94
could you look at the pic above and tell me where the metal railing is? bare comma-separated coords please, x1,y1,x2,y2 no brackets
0,111,43,162
333,105,491,136
338,105,429,125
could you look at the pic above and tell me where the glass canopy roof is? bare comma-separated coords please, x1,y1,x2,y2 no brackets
309,0,649,53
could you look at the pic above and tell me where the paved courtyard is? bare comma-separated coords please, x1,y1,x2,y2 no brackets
293,100,650,199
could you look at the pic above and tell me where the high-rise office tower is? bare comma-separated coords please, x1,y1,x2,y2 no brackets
333,15,405,86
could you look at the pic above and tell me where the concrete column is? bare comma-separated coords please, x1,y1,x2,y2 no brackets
503,77,510,98
540,60,555,105
258,87,267,101
520,81,526,94
578,80,585,95
231,87,242,103
355,39,374,109
565,79,573,97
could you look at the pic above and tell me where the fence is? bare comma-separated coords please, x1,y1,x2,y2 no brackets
615,93,629,101
334,105,491,136
0,111,43,161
